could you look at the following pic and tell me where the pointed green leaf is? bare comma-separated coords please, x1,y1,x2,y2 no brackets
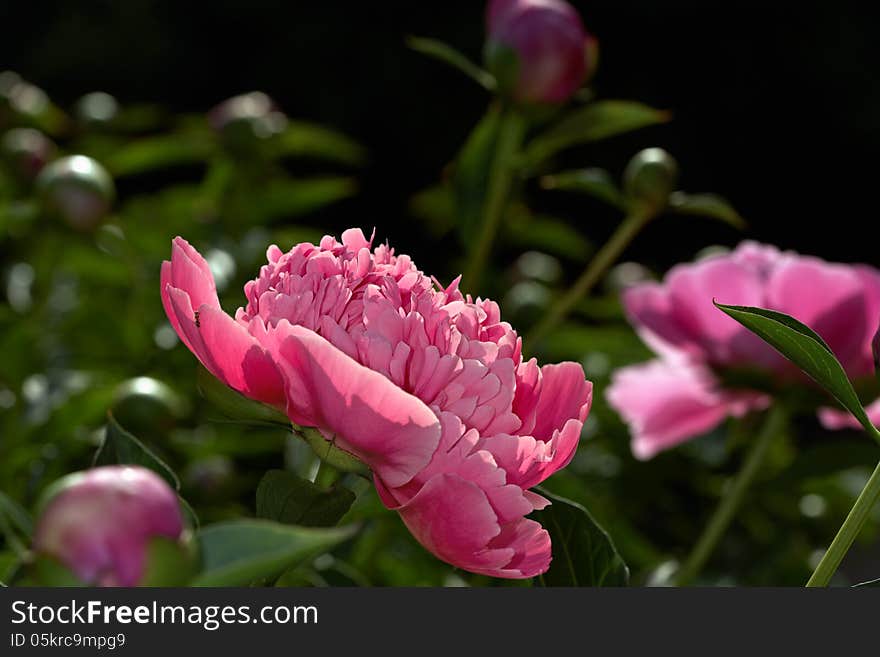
524,100,671,167
406,36,496,91
254,177,358,221
715,302,880,441
669,191,746,229
193,519,356,586
541,168,627,209
257,470,355,527
93,413,181,490
533,489,629,586
272,120,366,166
106,133,214,176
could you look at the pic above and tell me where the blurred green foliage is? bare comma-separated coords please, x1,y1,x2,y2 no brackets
1,71,878,588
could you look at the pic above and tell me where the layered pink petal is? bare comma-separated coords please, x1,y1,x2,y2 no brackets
162,231,592,579
261,321,441,488
667,257,769,365
393,473,551,578
606,359,765,460
164,287,285,408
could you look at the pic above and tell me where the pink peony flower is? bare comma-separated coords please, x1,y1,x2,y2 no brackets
607,242,880,459
33,466,184,586
161,229,592,578
485,0,595,104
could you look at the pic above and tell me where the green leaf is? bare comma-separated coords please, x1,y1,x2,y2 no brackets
106,133,214,176
540,168,627,209
93,413,181,490
256,470,355,527
254,177,357,221
524,100,671,167
197,365,290,427
714,302,880,441
140,537,198,586
452,106,502,243
16,556,87,587
532,489,629,586
406,36,496,91
193,519,356,586
272,121,366,166
505,210,594,262
669,191,746,229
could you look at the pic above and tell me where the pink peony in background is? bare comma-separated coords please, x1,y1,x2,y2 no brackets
607,242,880,459
33,466,184,586
161,229,592,578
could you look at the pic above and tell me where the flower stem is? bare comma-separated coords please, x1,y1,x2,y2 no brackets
676,405,787,586
463,109,527,292
525,203,656,349
806,458,880,586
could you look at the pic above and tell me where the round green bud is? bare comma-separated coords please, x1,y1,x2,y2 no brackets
623,147,679,210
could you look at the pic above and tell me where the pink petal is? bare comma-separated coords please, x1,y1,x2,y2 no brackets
768,258,871,377
606,359,765,460
166,287,285,408
530,361,592,441
263,321,441,487
477,419,581,490
818,397,880,431
394,473,517,576
666,256,769,364
486,518,551,578
623,283,701,359
169,237,219,311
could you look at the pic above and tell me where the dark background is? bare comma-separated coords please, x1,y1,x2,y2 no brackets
2,0,876,270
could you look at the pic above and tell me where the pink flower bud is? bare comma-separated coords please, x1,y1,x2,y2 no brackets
485,0,594,104
32,466,184,586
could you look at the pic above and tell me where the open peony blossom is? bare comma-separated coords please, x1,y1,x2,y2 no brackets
607,242,880,459
161,229,592,578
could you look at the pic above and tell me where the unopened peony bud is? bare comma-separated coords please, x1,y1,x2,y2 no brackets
623,148,679,211
1,128,55,179
36,155,115,231
208,92,287,148
75,92,119,125
32,466,184,586
484,0,594,104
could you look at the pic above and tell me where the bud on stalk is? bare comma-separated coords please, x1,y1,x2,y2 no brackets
32,466,185,586
484,0,595,105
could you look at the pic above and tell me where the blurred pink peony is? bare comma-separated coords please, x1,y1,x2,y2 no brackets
33,466,184,586
485,0,595,104
161,229,592,578
607,242,880,459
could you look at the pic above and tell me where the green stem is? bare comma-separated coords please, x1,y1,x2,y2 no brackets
806,458,880,586
525,203,656,349
463,109,527,291
676,405,787,586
